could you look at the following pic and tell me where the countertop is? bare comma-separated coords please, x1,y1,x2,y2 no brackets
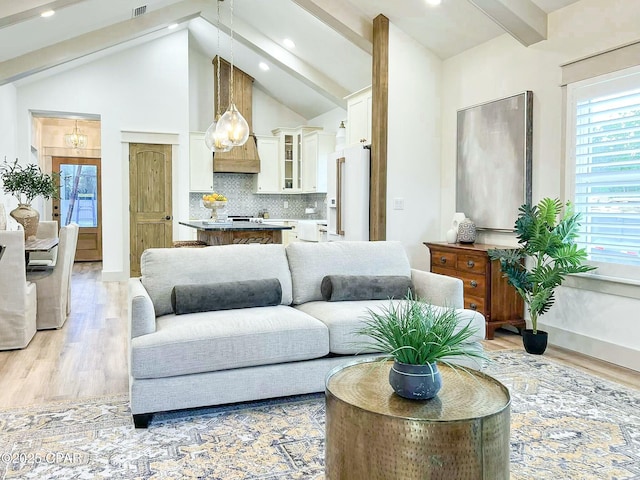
179,220,293,231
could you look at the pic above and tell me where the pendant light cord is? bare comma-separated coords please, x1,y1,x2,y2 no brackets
229,0,234,106
216,0,221,117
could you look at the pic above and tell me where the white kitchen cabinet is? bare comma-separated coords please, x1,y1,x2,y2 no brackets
283,220,298,246
272,126,322,193
302,132,335,193
253,135,280,193
346,86,372,147
189,132,213,192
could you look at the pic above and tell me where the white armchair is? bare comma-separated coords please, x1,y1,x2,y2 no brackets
28,220,59,268
26,223,79,330
0,230,37,349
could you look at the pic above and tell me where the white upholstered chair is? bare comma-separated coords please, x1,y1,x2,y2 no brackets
66,222,79,315
0,229,38,349
26,223,79,330
28,220,59,269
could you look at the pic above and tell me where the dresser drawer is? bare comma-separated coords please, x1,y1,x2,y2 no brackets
431,250,457,269
431,266,457,278
464,295,485,315
459,272,486,297
457,253,487,274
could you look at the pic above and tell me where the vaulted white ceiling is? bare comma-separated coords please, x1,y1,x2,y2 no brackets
0,0,581,119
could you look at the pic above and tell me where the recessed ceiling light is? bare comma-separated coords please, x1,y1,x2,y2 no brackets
425,0,442,5
259,62,270,71
167,23,178,30
40,10,55,18
283,38,295,49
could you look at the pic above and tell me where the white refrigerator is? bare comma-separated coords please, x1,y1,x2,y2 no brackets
327,145,370,241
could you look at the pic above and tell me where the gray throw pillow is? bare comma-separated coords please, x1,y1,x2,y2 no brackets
321,275,413,302
171,278,282,315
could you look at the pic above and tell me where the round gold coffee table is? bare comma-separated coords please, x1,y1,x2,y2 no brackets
325,358,510,480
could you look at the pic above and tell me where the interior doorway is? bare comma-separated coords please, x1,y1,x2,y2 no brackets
53,157,102,261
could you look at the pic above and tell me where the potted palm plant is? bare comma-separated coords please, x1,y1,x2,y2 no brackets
488,198,596,354
358,293,487,400
0,159,58,239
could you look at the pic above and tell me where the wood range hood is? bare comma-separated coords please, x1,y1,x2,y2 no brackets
212,56,260,174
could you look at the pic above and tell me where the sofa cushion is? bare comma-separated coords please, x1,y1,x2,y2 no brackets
295,300,486,355
171,278,282,315
130,305,329,379
141,244,293,317
286,241,411,305
321,275,413,302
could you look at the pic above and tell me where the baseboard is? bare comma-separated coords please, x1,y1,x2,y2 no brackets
540,322,640,373
101,270,127,282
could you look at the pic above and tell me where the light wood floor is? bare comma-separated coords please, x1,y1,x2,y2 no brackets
0,262,638,409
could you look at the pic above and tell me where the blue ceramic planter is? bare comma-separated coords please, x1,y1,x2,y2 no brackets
389,360,442,400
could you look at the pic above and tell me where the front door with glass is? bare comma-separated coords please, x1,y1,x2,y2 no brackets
52,157,102,261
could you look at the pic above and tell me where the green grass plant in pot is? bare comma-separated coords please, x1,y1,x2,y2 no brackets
358,293,487,400
0,159,59,239
488,198,596,355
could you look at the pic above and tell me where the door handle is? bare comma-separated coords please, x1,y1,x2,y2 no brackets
164,216,172,220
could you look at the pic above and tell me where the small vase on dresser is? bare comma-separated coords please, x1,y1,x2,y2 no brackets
457,218,476,243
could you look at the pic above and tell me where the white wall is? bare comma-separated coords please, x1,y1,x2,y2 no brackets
440,0,640,370
16,31,191,280
387,23,442,270
189,45,215,132
307,107,347,135
252,87,307,134
0,84,18,207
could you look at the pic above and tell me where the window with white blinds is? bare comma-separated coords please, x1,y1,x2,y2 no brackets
567,67,640,268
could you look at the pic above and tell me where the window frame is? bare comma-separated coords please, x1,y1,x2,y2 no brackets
565,64,640,284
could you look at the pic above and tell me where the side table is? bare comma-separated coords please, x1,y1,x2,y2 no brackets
325,358,510,480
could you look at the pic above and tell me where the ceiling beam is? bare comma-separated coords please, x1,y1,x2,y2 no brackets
467,0,547,46
200,6,349,107
291,0,372,55
0,0,87,28
0,0,206,86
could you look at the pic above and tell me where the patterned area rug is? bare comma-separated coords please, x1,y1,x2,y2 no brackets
0,350,638,479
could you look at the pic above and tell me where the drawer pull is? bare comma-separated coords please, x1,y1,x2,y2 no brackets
470,280,478,288
467,260,475,268
440,256,447,264
470,303,478,310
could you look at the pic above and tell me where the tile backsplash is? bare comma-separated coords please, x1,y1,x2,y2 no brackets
189,173,327,220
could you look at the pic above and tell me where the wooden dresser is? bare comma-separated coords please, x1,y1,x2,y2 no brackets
424,242,525,339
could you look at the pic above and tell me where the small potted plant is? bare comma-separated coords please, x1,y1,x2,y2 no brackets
358,293,487,400
488,198,596,354
0,159,58,239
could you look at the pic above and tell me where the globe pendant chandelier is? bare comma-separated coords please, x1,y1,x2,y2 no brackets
204,0,232,152
213,0,249,147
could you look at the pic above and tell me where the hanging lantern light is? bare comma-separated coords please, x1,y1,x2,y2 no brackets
214,0,250,147
204,0,232,153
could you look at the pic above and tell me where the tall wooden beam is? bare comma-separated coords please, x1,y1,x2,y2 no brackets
370,14,388,241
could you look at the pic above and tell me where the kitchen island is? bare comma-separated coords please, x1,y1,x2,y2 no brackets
179,220,293,245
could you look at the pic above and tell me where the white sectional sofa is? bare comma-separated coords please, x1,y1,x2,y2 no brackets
128,241,486,428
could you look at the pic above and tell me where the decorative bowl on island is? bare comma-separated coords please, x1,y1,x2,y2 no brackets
202,193,228,221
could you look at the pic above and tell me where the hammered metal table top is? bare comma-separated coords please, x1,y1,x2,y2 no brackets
326,359,510,422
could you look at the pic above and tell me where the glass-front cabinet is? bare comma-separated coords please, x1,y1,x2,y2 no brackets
272,126,322,193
